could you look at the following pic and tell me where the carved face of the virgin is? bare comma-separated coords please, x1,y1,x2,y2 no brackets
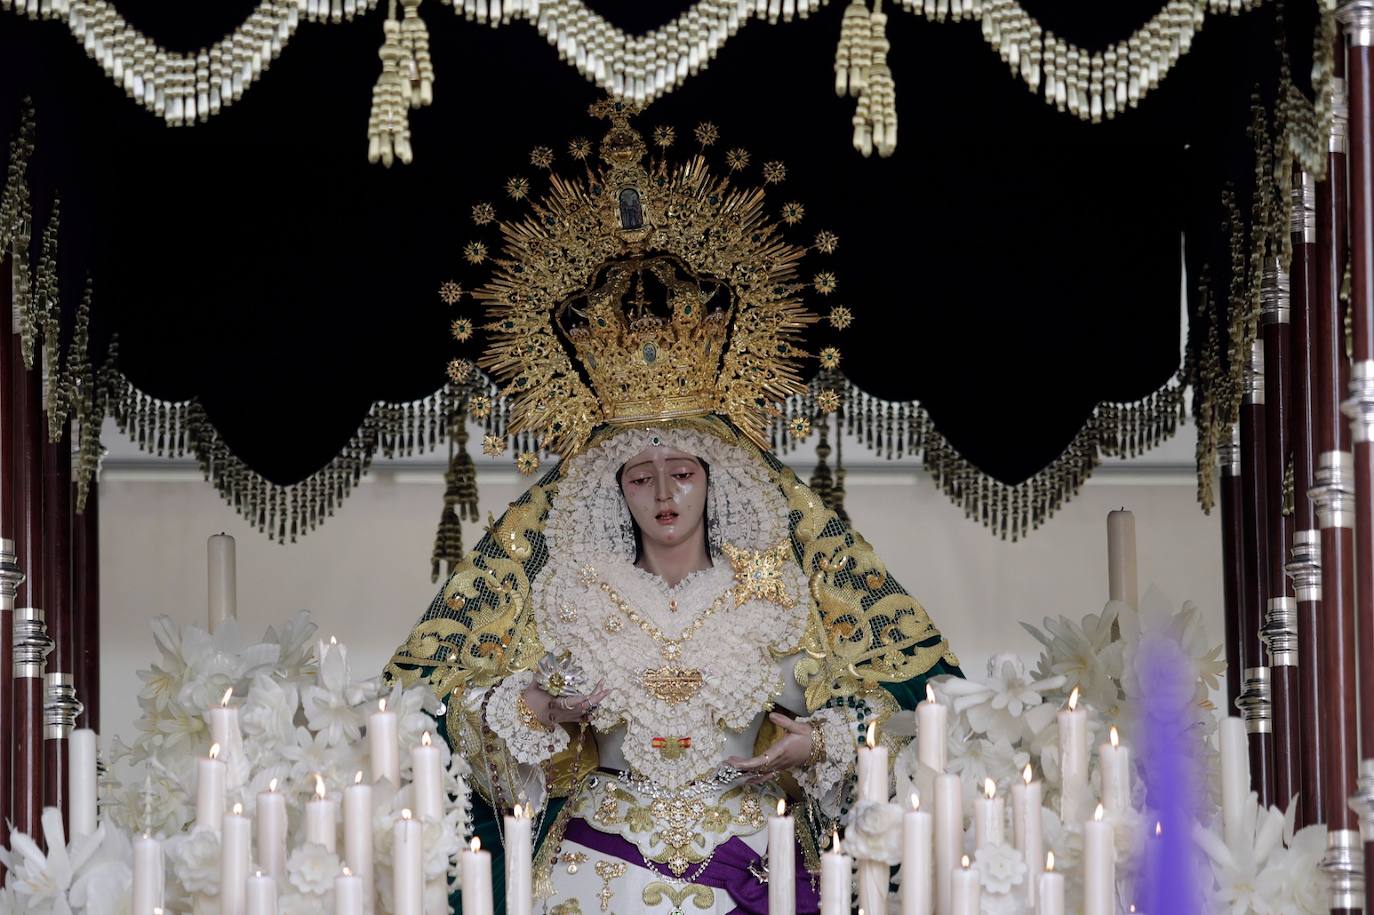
618,445,709,553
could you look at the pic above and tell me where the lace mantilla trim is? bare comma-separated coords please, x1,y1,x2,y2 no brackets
794,707,856,820
486,670,570,766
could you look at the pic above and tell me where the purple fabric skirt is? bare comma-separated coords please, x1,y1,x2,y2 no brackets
563,817,820,914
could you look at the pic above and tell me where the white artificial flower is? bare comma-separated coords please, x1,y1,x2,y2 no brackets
102,769,190,837
300,643,366,748
137,616,190,717
67,826,133,915
1021,603,1125,714
164,826,222,897
935,654,1065,746
240,674,300,754
946,725,1028,812
974,843,1027,895
1194,792,1297,914
175,619,282,714
264,610,319,684
287,843,341,896
0,809,121,915
843,800,904,865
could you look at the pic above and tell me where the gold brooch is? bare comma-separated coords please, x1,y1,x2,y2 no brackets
722,540,797,608
642,667,704,704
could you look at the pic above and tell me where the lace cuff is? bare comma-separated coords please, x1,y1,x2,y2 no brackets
486,671,570,766
795,707,857,818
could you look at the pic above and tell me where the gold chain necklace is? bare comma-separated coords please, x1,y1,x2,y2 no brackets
596,581,729,663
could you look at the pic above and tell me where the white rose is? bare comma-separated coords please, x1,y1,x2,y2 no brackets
844,800,903,865
288,843,341,896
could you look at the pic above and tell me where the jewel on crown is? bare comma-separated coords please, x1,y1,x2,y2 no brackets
561,255,732,424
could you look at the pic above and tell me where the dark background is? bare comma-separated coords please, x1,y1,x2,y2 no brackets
0,0,1298,485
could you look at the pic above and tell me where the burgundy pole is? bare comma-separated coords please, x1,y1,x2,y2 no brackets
1219,424,1246,714
1288,168,1326,830
72,431,98,734
1238,339,1275,804
41,382,77,828
0,254,17,875
1259,257,1301,811
1340,2,1374,905
11,316,50,846
1313,29,1364,911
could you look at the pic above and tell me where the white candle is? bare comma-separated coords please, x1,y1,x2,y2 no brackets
393,810,423,915
1057,688,1089,824
336,866,364,915
504,804,534,915
132,833,164,915
1106,509,1138,610
917,683,948,773
1037,852,1064,915
209,688,245,762
900,794,933,915
68,727,98,838
820,830,852,915
195,744,226,832
973,778,1004,848
933,772,962,915
245,872,277,915
369,699,400,786
220,803,251,915
1100,726,1131,814
1219,716,1250,848
856,722,890,915
460,835,494,915
1083,804,1115,915
256,779,288,885
343,772,375,913
951,856,980,915
1011,765,1043,907
768,798,796,914
413,731,445,823
306,774,338,852
207,533,237,633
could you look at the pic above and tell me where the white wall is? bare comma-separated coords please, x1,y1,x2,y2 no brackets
95,456,1224,747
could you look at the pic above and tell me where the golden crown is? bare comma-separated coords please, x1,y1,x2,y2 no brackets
468,101,835,457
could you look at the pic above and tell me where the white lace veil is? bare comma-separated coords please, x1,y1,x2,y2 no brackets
541,424,790,568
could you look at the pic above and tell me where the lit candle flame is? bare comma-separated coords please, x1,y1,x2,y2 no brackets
154,909,164,915
470,837,481,853
1022,764,1033,784
865,721,877,748
983,778,996,799
925,683,936,703
330,635,337,645
1110,725,1119,749
378,698,387,712
220,687,233,707
315,774,326,799
1068,687,1080,711
832,829,842,855
401,808,413,820
1094,803,1104,822
1046,851,1056,872
209,743,221,760
1155,821,1163,837
961,854,970,869
269,777,279,792
233,802,243,816
342,866,352,877
1129,906,1136,913
355,771,363,785
256,870,263,878
422,731,432,748
776,798,786,816
910,792,920,811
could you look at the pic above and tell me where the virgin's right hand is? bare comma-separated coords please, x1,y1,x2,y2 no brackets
522,680,610,728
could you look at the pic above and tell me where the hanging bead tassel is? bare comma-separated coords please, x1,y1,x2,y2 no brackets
400,0,434,107
845,0,898,157
834,0,871,96
367,2,413,166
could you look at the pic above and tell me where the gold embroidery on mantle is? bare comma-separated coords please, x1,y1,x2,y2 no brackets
722,539,799,608
642,882,715,911
642,666,704,704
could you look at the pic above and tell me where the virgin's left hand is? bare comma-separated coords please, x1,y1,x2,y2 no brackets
725,713,814,782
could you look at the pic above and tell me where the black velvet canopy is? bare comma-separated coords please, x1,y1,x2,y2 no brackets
0,0,1312,497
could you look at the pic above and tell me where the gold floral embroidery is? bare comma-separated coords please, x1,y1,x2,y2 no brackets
722,540,798,608
642,882,716,911
560,851,588,874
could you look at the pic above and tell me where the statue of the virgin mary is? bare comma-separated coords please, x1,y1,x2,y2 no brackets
385,102,960,915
